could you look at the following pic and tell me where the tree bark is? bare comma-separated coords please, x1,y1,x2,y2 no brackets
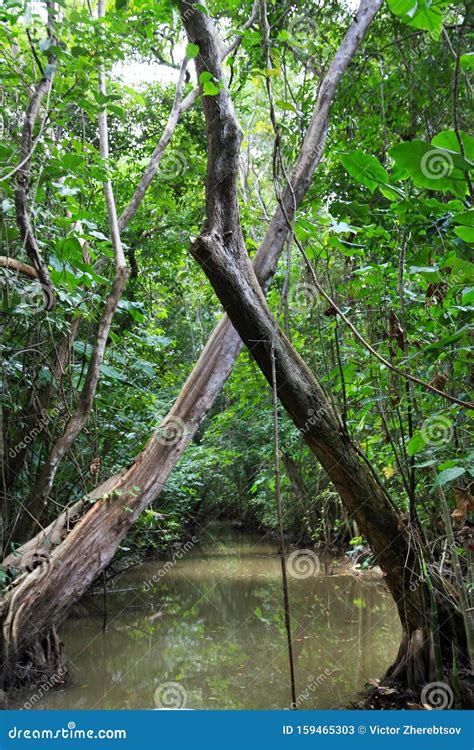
14,54,56,310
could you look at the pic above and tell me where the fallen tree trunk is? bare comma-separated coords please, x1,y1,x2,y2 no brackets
178,0,469,696
0,0,385,690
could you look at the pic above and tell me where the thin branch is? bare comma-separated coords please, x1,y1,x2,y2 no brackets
14,69,56,309
98,1,126,270
261,0,297,708
26,29,44,76
297,240,473,410
117,0,259,230
117,56,190,231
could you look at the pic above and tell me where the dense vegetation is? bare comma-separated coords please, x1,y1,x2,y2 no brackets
0,0,472,706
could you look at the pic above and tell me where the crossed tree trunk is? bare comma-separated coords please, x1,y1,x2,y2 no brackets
177,0,468,694
3,0,468,702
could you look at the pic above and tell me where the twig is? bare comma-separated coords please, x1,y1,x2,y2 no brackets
13,70,56,309
11,0,129,540
117,0,259,230
296,242,473,410
98,0,126,270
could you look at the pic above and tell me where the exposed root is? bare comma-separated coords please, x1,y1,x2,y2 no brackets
2,627,67,696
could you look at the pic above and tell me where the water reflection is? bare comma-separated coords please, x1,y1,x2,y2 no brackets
33,525,401,709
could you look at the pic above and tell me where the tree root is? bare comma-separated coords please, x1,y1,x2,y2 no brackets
2,627,67,695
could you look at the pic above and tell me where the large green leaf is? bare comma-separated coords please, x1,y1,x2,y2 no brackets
454,210,474,227
341,150,388,191
340,150,401,198
432,130,474,161
454,226,474,242
387,0,417,16
389,140,472,196
185,43,200,59
460,53,474,71
423,325,471,351
387,0,451,37
433,466,465,487
407,432,428,456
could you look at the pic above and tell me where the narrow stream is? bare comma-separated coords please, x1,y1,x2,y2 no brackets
33,525,401,710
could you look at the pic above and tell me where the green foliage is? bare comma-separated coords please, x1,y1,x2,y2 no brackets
387,0,453,37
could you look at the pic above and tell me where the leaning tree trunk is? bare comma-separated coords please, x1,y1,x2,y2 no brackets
177,0,470,698
1,0,388,692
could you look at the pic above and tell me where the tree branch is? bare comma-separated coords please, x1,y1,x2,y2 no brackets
0,257,37,279
14,68,56,310
117,0,259,230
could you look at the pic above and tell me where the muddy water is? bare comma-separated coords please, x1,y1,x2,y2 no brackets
34,525,401,710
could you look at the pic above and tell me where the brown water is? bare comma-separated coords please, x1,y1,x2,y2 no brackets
32,525,401,710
